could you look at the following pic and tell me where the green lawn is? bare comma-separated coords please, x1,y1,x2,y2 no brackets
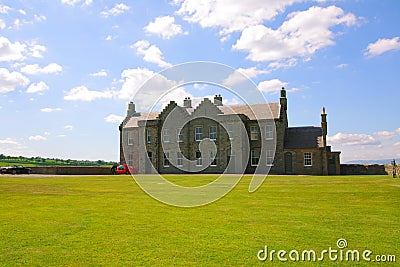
0,175,399,266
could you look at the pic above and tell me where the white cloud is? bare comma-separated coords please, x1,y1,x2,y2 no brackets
133,40,172,68
0,68,30,93
27,81,49,93
0,37,26,62
34,14,47,22
0,138,18,145
328,133,380,146
144,16,187,39
64,125,74,130
64,85,113,102
27,42,47,58
396,128,400,134
105,35,113,41
21,63,62,75
364,36,400,58
117,68,178,110
336,63,348,69
89,69,108,77
258,79,288,93
101,3,130,18
374,131,396,140
61,0,92,6
233,6,357,63
222,67,269,87
176,0,303,36
0,4,11,14
29,135,46,141
19,9,27,15
394,142,400,147
104,114,124,123
40,107,62,112
0,19,5,29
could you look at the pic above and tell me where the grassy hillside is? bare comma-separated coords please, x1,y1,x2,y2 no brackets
0,175,398,266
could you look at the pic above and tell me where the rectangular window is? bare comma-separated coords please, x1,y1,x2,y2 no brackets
250,125,259,140
146,130,151,144
227,124,234,140
304,152,312,166
177,128,183,142
177,152,183,167
265,125,274,140
147,151,152,163
127,132,134,145
128,153,133,168
163,129,169,143
251,150,259,166
195,127,203,141
163,152,170,167
209,126,217,140
210,152,217,166
196,151,202,166
266,150,274,166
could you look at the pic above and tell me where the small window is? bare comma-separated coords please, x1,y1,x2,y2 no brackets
195,127,203,141
251,150,259,166
127,132,134,146
163,129,169,143
196,151,202,166
227,124,234,140
128,153,134,168
209,126,217,141
163,152,170,167
250,125,258,140
177,152,183,167
266,150,274,166
304,152,312,166
210,152,217,166
265,125,274,140
146,130,151,144
147,151,152,163
177,128,183,142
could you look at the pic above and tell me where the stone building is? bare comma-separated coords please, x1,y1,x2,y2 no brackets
119,88,341,175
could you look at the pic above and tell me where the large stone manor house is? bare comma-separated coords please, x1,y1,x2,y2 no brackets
119,88,341,175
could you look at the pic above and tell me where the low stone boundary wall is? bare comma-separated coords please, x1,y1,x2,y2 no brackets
340,164,387,175
29,166,111,175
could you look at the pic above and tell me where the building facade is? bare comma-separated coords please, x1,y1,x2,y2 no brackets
119,88,341,175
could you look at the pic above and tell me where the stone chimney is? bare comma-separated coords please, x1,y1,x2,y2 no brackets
127,101,136,117
183,97,192,108
214,94,223,106
321,107,327,147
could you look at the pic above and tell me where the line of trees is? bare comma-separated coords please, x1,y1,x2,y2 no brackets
0,154,117,167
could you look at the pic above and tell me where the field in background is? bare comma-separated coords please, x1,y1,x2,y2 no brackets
0,175,399,266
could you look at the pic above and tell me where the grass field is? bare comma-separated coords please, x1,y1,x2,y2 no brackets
0,174,399,266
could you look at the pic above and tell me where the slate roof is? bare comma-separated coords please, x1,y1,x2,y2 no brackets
284,127,323,149
123,102,280,128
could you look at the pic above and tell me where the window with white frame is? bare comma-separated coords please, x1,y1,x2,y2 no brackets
250,125,259,140
304,152,312,166
196,151,202,166
128,153,134,167
177,128,183,142
251,150,259,166
177,152,183,167
146,129,151,144
163,129,169,143
127,132,134,145
210,151,217,166
209,126,217,140
266,150,274,166
227,124,234,140
163,152,170,167
265,125,274,140
195,127,203,141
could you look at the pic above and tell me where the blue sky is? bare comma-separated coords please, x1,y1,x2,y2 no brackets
0,0,399,162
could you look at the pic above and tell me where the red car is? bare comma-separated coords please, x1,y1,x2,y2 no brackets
115,164,137,174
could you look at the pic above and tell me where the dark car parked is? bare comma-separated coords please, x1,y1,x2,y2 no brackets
1,166,32,175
